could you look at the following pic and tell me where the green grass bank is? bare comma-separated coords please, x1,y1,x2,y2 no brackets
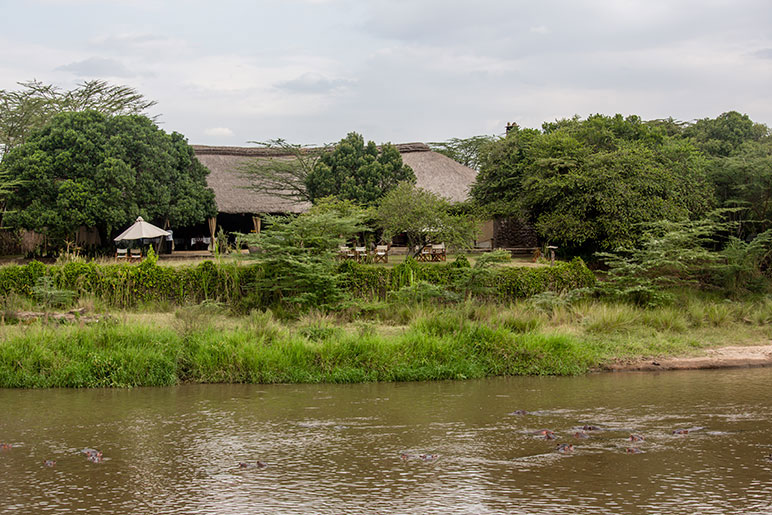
2,293,771,388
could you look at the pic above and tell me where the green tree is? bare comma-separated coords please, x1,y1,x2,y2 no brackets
428,135,496,171
239,138,322,204
305,132,416,205
710,139,772,235
1,110,215,246
0,80,156,156
472,115,715,254
682,111,769,158
245,201,367,309
376,182,479,257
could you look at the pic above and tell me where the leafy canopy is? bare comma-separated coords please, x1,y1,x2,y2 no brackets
244,200,368,310
472,114,715,254
376,182,479,256
306,132,416,205
1,110,216,243
0,79,156,157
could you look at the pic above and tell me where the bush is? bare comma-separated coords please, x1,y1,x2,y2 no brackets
0,256,596,311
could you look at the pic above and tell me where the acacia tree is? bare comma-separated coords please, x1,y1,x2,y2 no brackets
238,138,322,204
244,200,367,309
0,80,156,157
376,182,479,256
1,110,216,246
428,135,496,171
306,132,416,205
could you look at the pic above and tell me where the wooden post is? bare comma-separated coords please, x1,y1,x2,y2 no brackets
548,246,558,266
208,216,217,252
252,215,262,234
163,218,173,253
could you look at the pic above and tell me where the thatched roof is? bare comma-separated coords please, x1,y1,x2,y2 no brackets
193,142,477,215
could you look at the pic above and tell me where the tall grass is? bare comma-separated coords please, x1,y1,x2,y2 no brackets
1,290,770,388
0,313,599,388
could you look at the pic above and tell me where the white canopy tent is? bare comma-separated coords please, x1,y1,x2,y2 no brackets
114,216,170,242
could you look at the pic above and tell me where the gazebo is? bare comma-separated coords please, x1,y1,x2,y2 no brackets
114,216,170,258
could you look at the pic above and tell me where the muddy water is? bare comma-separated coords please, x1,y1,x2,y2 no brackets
1,368,771,514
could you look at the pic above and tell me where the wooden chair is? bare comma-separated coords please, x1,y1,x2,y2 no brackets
115,248,128,261
431,243,446,262
129,248,142,262
417,245,432,262
338,246,356,260
354,246,367,263
373,245,389,263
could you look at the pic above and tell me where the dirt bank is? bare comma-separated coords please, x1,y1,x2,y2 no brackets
605,344,772,372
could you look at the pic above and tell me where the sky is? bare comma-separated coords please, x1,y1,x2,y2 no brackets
1,0,771,147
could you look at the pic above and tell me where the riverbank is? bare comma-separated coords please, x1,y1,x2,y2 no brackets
1,293,771,388
606,344,772,372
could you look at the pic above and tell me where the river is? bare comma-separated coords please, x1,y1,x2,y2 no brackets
1,368,771,514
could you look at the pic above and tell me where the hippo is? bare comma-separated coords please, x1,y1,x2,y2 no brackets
629,434,645,442
509,410,529,416
556,443,574,454
238,461,266,469
626,447,643,454
672,429,689,435
43,460,56,467
87,453,103,463
81,448,101,457
0,443,12,450
573,431,589,439
536,429,556,440
418,454,439,461
582,425,601,431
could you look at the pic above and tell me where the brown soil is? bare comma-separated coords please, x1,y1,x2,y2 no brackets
604,344,772,372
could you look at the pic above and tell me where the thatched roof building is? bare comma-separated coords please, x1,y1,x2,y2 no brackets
192,143,477,216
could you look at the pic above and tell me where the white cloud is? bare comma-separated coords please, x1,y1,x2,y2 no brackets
204,127,234,137
57,57,134,77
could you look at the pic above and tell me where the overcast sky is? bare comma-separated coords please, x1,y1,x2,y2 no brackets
1,0,770,146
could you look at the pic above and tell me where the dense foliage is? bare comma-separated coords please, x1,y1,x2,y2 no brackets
243,201,367,310
0,257,594,311
376,182,479,256
1,110,217,244
305,132,416,205
597,214,772,306
472,114,715,254
0,79,156,156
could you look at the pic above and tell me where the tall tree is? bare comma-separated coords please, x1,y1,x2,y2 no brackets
0,80,156,156
472,115,715,254
1,111,215,245
305,132,416,205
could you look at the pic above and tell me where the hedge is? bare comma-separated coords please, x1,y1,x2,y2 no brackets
0,257,595,308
